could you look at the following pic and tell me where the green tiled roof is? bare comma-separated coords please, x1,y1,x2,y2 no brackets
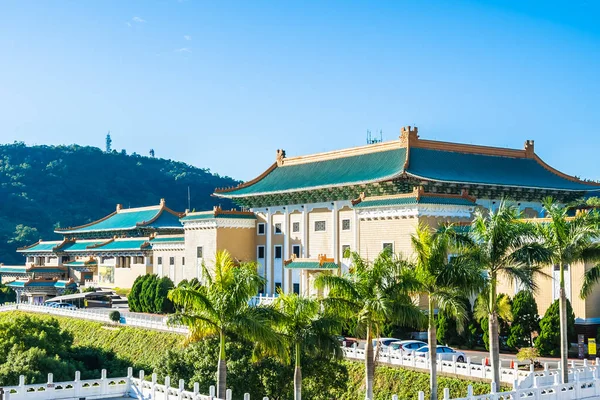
65,261,97,266
91,239,150,251
56,206,183,234
28,268,67,274
0,267,27,274
217,147,407,197
18,241,62,253
6,281,25,287
7,280,76,288
355,195,475,209
151,236,185,243
61,241,106,252
407,148,596,191
285,261,339,269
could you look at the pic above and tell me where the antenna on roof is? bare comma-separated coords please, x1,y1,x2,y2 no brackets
367,129,383,144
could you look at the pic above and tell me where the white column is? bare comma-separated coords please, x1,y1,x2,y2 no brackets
265,211,272,295
332,202,339,263
283,209,292,294
302,206,308,257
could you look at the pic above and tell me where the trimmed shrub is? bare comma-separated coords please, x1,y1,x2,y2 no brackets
535,298,575,356
109,310,121,323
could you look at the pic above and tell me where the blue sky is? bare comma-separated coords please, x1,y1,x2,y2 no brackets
1,0,599,181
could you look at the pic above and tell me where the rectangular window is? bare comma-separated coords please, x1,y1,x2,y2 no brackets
342,219,351,231
314,221,326,232
275,246,283,259
182,257,185,266
293,283,300,294
197,246,203,258
169,257,175,266
292,222,300,233
342,245,351,258
554,264,569,271
274,223,282,234
157,257,163,265
275,282,282,292
382,242,394,253
257,223,266,235
257,246,265,259
292,245,301,258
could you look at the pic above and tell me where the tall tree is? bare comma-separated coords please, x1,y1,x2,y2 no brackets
274,292,342,400
535,298,576,357
105,132,112,153
410,224,483,400
314,250,424,400
465,201,548,388
507,290,539,348
536,197,600,382
168,250,284,398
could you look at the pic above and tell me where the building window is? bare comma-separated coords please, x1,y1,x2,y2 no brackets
274,223,282,234
157,257,163,265
169,257,175,266
314,221,326,232
292,245,301,258
342,219,351,231
182,257,185,266
293,283,300,294
554,264,569,271
292,222,300,233
197,246,203,258
382,242,394,253
275,246,283,259
342,245,351,258
275,282,282,292
257,246,265,259
257,223,266,235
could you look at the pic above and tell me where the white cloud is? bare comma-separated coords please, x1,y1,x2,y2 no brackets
126,22,132,27
184,35,191,41
132,16,146,23
175,47,192,53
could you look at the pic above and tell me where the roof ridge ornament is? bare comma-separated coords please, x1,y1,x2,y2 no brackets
400,126,419,147
276,149,286,166
524,140,535,158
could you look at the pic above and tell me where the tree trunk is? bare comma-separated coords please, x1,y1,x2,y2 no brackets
428,296,437,400
365,325,374,400
294,342,302,400
559,263,569,383
489,276,500,388
217,331,227,399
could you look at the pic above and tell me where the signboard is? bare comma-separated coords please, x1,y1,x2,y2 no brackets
578,334,585,359
589,338,597,357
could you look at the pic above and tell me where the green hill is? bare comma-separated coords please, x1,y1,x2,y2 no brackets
0,142,239,265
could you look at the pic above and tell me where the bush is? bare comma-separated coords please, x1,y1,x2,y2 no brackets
0,284,16,304
507,291,539,349
154,277,175,314
437,297,474,347
109,310,121,323
535,298,576,356
516,347,540,365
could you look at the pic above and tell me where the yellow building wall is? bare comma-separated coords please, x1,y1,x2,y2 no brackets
216,227,257,264
183,228,218,279
308,208,332,258
358,217,418,261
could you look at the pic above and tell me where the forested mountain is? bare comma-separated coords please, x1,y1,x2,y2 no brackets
0,142,239,265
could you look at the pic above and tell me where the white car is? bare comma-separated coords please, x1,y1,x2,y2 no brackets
372,338,401,351
415,345,466,362
389,340,427,355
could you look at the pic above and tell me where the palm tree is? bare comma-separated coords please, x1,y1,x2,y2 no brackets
410,224,484,400
274,292,343,400
314,250,424,400
168,250,284,398
465,201,548,388
535,197,600,383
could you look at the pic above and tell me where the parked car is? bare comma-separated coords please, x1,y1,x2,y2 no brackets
372,338,401,351
43,302,58,307
389,340,427,355
336,336,357,347
54,303,77,310
415,345,466,362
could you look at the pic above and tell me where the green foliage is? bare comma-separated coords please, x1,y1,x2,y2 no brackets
516,347,540,365
535,298,576,356
82,286,97,293
507,291,539,349
141,275,159,313
474,293,512,351
0,311,183,372
128,275,146,312
155,277,175,314
0,284,16,304
436,297,475,347
109,310,121,323
0,314,130,385
0,143,238,265
341,361,502,400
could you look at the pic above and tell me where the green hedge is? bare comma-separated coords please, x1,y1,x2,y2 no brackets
0,312,184,371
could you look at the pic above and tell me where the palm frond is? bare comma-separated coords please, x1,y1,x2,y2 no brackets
581,264,600,299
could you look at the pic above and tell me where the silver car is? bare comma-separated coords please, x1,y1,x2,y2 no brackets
389,340,427,355
415,345,466,362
